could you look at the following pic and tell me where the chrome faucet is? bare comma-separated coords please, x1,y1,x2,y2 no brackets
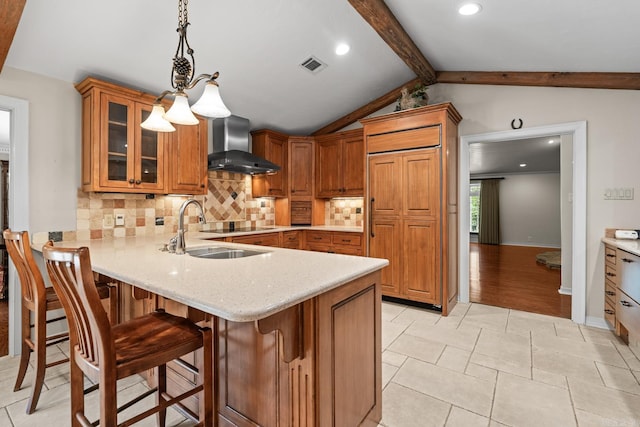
170,199,206,255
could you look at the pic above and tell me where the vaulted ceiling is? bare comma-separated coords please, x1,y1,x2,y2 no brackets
3,0,640,135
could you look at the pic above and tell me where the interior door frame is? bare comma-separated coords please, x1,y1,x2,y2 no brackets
0,95,30,356
459,121,587,324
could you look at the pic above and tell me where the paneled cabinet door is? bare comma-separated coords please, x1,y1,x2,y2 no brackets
369,218,402,297
166,120,208,195
403,220,440,304
403,150,439,219
290,139,313,198
369,154,402,217
342,134,364,195
252,130,288,197
315,138,343,197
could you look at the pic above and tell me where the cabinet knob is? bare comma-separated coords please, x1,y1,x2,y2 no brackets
201,184,205,188
128,178,135,184
135,180,141,185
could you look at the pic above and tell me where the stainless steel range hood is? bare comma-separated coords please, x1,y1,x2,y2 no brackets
208,115,281,175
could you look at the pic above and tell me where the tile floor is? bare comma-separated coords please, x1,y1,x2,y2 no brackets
1,301,640,426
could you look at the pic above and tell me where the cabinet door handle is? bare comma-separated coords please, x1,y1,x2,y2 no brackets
622,258,635,263
621,300,633,307
606,272,616,277
605,309,615,315
313,236,322,240
606,291,615,296
606,254,616,258
370,198,375,238
342,239,351,243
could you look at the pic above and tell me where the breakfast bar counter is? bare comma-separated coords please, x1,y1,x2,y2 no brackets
47,234,388,427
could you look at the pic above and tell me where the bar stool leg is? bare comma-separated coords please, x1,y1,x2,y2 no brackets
13,304,30,393
157,363,167,427
25,307,47,414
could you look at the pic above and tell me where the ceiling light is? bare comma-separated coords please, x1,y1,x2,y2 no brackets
141,0,231,132
335,43,350,55
520,163,527,167
548,139,555,144
458,3,482,15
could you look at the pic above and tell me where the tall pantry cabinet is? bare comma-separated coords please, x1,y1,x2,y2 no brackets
361,103,461,315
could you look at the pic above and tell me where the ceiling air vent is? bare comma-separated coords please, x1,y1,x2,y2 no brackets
300,55,327,74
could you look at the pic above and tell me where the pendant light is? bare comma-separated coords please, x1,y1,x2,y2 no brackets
141,0,231,132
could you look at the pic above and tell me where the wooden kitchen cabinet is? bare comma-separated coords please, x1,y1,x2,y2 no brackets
289,137,314,198
315,129,364,198
362,103,461,313
76,77,208,194
166,120,208,194
231,232,281,247
304,230,363,255
282,230,301,249
604,244,618,330
251,129,288,197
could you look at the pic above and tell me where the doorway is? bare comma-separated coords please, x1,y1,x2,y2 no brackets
459,122,587,324
0,95,30,356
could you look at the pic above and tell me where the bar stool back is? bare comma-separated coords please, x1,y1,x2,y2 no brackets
42,242,213,427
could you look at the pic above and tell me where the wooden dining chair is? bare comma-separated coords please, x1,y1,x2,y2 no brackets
42,242,213,427
3,229,116,414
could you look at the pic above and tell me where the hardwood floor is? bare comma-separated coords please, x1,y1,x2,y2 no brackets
470,243,571,319
0,298,7,356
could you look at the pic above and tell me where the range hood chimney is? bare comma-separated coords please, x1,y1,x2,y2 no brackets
207,115,281,175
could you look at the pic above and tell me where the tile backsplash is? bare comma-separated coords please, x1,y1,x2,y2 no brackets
326,198,364,227
33,171,275,244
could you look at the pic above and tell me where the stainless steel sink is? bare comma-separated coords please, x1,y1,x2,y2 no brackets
186,246,269,259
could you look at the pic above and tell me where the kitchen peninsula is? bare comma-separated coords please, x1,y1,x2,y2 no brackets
47,233,388,426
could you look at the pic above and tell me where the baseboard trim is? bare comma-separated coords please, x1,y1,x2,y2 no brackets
585,316,612,330
558,286,572,295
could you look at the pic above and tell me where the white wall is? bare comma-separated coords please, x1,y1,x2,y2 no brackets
427,83,640,321
494,173,561,247
560,134,574,294
0,67,80,233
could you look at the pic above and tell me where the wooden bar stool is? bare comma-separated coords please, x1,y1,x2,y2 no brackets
3,229,116,414
42,242,213,427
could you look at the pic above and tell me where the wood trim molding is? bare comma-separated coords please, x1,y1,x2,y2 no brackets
436,71,640,90
0,0,26,72
347,0,436,84
312,77,421,135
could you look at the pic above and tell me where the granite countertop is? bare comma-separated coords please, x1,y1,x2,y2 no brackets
39,233,386,323
602,237,640,257
198,225,363,238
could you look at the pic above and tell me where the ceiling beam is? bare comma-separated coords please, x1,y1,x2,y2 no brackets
0,0,26,73
436,71,640,90
312,77,421,135
348,0,437,84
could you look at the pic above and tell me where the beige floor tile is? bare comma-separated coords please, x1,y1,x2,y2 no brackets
574,408,639,427
437,346,471,373
459,304,509,332
532,347,601,385
8,382,71,426
614,341,640,371
445,406,489,427
382,363,398,389
388,334,445,364
0,355,21,374
393,358,494,417
532,367,568,389
0,408,10,426
596,362,640,394
492,372,576,427
470,329,531,378
553,320,584,341
448,303,471,317
0,366,37,409
382,321,409,351
404,322,481,352
382,350,408,367
533,332,627,368
469,352,531,379
382,302,407,322
391,307,441,327
506,311,556,336
465,363,498,384
489,421,509,427
381,382,451,427
569,377,640,422
580,325,624,346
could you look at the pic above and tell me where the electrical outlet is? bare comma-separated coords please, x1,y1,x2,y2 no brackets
103,214,114,228
115,213,125,226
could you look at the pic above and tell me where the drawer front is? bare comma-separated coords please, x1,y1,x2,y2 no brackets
618,250,640,303
332,245,363,256
306,231,332,245
617,289,640,334
305,243,332,253
282,231,300,249
331,232,362,247
605,264,618,285
605,279,617,306
604,300,616,329
605,246,617,265
232,232,280,247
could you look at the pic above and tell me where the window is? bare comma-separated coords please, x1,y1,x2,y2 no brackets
470,181,481,233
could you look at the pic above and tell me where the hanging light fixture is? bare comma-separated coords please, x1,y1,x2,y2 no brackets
141,0,231,132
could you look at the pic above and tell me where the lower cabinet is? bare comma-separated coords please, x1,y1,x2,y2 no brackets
282,230,301,249
304,230,363,255
230,232,281,247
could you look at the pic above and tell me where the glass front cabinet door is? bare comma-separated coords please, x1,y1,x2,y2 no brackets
98,93,165,192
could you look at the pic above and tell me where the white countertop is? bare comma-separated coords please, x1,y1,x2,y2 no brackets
602,237,640,257
198,225,363,238
43,233,386,323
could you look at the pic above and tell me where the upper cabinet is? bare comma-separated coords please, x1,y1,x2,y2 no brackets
251,129,288,198
315,129,364,198
289,136,314,199
76,77,207,194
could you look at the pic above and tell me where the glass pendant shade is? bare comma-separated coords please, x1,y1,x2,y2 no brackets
164,93,200,125
140,104,176,132
190,82,231,118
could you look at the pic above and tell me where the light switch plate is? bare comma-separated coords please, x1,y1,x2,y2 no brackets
115,213,125,226
604,187,634,200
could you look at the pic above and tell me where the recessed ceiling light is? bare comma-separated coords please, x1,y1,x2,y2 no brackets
548,139,555,144
520,163,527,167
458,3,482,15
335,43,350,56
